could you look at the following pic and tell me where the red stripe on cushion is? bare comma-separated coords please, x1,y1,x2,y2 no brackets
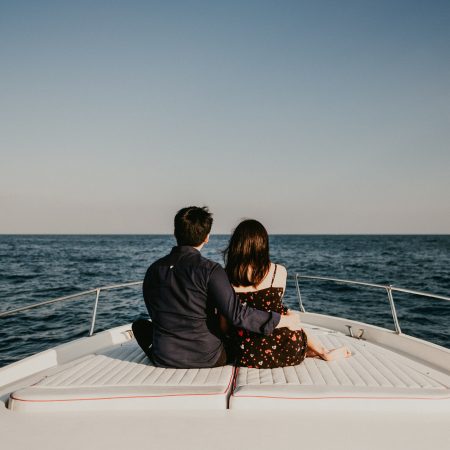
231,393,450,401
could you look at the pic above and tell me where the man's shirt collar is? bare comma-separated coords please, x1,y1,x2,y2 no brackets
171,246,200,255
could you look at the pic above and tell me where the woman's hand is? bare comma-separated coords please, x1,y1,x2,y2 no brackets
276,309,303,331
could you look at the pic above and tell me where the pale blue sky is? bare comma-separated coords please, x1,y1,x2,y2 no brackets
1,1,449,233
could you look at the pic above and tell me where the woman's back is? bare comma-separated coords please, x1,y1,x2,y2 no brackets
233,264,307,368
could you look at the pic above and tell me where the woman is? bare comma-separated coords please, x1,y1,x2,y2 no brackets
224,219,351,368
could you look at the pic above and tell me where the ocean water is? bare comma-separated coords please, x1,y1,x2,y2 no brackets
0,234,449,367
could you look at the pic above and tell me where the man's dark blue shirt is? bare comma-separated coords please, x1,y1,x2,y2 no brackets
143,246,281,368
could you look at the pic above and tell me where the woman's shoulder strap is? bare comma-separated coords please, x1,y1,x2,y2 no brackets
270,264,278,287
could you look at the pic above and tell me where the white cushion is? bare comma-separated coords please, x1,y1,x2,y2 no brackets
230,330,450,412
9,341,234,412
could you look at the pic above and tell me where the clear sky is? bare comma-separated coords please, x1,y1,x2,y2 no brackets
1,0,449,234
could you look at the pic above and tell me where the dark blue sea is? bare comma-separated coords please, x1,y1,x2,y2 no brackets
1,235,449,367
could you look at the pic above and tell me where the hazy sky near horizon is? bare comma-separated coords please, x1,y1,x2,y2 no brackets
1,1,449,234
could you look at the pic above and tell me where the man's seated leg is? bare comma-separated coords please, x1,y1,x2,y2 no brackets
132,319,153,358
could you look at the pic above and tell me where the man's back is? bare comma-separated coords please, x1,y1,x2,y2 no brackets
143,246,224,368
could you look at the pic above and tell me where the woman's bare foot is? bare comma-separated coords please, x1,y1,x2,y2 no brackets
322,347,351,361
306,349,320,358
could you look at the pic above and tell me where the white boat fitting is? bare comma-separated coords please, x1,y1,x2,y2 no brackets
1,275,449,450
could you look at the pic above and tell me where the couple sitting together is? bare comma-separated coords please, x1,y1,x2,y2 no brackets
132,206,350,369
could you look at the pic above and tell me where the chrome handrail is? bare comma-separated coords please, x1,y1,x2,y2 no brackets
294,274,450,334
0,281,142,336
1,276,448,337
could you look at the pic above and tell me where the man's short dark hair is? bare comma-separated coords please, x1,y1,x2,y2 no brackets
174,206,213,246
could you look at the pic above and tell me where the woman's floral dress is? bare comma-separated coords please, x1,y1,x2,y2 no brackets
234,265,308,368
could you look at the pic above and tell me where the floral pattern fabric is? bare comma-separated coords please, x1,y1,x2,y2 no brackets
235,287,308,368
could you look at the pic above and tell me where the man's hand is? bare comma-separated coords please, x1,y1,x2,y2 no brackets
276,309,303,331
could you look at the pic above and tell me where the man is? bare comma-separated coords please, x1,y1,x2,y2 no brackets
133,206,303,368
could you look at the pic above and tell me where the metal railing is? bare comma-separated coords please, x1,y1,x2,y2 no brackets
0,281,142,336
294,274,450,334
1,275,449,337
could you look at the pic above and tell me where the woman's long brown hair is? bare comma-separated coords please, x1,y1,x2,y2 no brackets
224,219,271,287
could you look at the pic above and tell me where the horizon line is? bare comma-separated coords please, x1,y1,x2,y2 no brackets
1,233,449,237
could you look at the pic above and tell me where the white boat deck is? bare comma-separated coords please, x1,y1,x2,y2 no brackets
7,325,450,412
1,317,450,450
